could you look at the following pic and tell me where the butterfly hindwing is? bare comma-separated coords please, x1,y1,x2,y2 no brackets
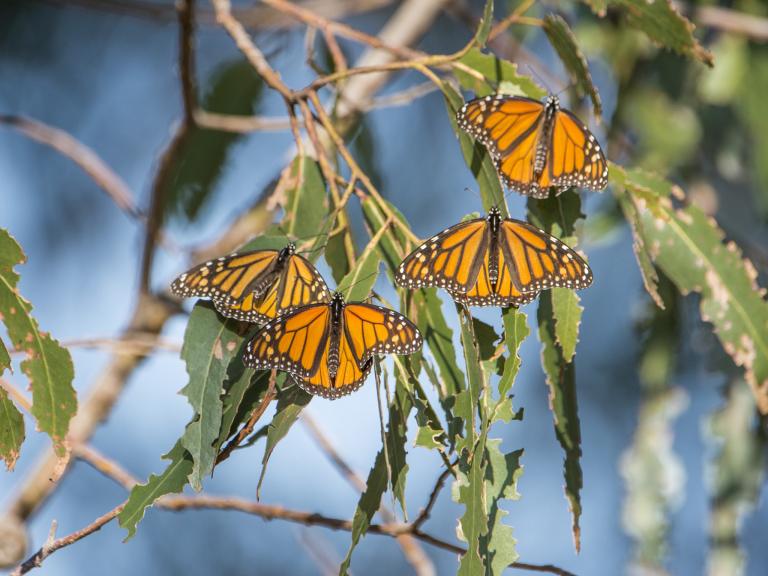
395,218,489,293
499,219,593,292
343,303,423,364
549,108,608,191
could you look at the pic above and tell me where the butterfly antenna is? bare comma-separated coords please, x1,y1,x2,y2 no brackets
338,270,380,299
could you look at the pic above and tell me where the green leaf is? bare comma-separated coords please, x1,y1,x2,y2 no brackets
164,59,264,222
0,228,75,458
614,166,768,414
118,441,193,540
416,289,465,399
707,379,767,575
473,0,494,48
483,440,523,572
537,292,583,552
216,369,271,451
456,431,489,576
336,225,385,302
179,302,238,491
582,0,608,17
551,288,583,363
472,317,499,362
494,308,529,422
441,83,505,213
0,338,9,373
456,48,545,99
340,378,414,574
739,51,768,218
456,306,485,450
618,191,664,308
256,384,312,498
543,14,602,118
281,155,328,240
611,0,713,67
0,384,24,471
360,196,413,281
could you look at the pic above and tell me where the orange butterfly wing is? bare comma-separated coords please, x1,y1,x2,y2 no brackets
458,95,608,198
243,303,330,377
449,241,538,307
548,109,608,191
172,248,329,324
296,335,372,399
395,218,489,293
343,304,423,364
499,219,593,292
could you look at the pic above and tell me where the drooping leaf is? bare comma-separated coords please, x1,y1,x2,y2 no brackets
416,289,465,399
179,302,236,491
456,48,545,99
256,383,312,498
281,155,328,241
0,228,75,458
336,225,384,302
324,227,353,284
0,338,9,373
611,0,713,67
164,59,264,222
118,441,194,540
340,378,414,574
618,192,664,308
472,317,499,362
360,196,412,280
494,308,529,422
543,14,602,118
216,369,270,451
483,440,523,572
473,0,494,48
456,430,489,576
537,292,583,551
0,384,24,471
613,165,768,414
707,379,767,575
551,288,583,364
441,82,505,213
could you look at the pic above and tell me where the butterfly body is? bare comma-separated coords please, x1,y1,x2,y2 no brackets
458,95,608,198
171,243,329,324
396,208,592,307
244,292,422,399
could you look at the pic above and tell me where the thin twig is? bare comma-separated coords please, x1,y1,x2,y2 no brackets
193,110,291,133
0,115,140,219
412,468,452,530
139,0,198,293
215,370,277,466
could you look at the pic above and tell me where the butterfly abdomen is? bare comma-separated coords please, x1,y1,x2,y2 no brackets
327,294,344,380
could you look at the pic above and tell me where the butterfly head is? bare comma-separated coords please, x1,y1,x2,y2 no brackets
487,206,503,231
545,94,560,113
277,242,297,264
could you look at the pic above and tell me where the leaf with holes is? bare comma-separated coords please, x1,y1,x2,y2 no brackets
0,228,75,458
613,0,713,66
119,441,194,540
456,48,545,99
614,166,768,414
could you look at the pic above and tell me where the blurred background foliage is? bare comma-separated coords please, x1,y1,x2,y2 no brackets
1,0,768,575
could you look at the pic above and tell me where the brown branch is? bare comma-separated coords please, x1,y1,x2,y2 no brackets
193,110,291,133
693,5,768,41
215,370,277,466
37,0,395,28
302,412,436,576
412,467,452,530
74,445,137,490
0,115,140,219
139,0,198,293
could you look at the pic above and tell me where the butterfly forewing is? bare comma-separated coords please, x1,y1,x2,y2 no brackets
343,304,423,364
499,219,593,291
171,247,329,324
243,303,330,377
395,218,489,293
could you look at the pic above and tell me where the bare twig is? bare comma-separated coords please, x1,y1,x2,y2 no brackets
74,445,137,490
412,468,452,531
692,4,768,41
215,370,278,466
193,110,291,133
302,412,436,576
0,115,140,219
139,0,198,293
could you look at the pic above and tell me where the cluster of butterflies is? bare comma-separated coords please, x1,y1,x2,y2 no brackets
172,94,607,399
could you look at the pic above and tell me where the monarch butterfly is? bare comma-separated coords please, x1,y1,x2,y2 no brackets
457,94,608,198
395,207,592,307
243,292,422,399
171,243,329,324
